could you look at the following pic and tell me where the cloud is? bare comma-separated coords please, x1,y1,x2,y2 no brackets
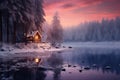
44,0,120,27
61,3,75,9
44,0,120,13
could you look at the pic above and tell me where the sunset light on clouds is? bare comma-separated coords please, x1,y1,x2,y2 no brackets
44,0,120,27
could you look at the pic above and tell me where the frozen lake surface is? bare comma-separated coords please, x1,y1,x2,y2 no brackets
0,42,120,80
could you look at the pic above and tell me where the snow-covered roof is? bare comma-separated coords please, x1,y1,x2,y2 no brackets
27,31,42,38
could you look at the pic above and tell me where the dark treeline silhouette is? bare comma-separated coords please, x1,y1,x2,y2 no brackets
64,17,120,42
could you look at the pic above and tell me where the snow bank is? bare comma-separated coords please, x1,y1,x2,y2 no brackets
0,43,66,55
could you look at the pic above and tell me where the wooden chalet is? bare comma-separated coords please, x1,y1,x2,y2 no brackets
26,31,42,43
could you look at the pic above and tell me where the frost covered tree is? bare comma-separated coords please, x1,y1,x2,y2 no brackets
64,17,120,42
34,0,45,32
0,0,45,43
50,13,63,47
0,0,45,33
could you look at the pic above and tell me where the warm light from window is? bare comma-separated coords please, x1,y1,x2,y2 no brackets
35,35,39,40
35,58,39,63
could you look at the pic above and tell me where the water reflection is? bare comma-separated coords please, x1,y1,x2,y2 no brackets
62,48,120,75
53,68,61,80
14,67,46,80
47,52,63,80
47,52,63,68
0,48,120,80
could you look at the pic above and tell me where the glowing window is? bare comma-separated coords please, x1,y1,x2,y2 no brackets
35,35,39,40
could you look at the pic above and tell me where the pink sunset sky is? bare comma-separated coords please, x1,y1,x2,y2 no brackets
44,0,120,27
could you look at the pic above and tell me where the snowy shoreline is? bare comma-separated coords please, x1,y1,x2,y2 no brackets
0,41,120,63
63,41,120,49
0,43,67,55
1,42,120,55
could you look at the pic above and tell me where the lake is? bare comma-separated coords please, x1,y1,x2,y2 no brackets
0,47,120,80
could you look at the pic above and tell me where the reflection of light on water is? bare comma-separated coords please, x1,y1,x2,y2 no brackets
35,58,40,63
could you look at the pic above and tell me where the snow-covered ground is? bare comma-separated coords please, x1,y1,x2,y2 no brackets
0,43,66,58
1,42,120,59
1,42,120,54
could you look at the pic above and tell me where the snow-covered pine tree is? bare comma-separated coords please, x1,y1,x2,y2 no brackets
2,0,45,33
34,0,45,32
50,12,63,47
5,0,35,42
0,0,45,43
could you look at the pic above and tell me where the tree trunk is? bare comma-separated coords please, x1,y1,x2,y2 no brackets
13,21,16,43
0,11,2,42
7,13,9,43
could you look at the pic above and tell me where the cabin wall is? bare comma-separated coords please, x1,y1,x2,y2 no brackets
33,33,41,43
